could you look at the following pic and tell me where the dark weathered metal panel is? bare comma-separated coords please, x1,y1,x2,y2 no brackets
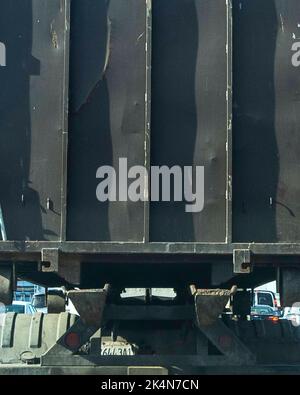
233,0,300,242
0,0,69,241
67,0,147,241
150,0,229,242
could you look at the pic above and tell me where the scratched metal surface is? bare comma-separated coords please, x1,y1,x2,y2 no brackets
0,0,69,241
233,0,300,242
150,0,228,242
67,0,228,243
2,0,300,249
67,0,147,241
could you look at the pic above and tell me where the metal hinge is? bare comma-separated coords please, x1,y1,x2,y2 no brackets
233,249,253,274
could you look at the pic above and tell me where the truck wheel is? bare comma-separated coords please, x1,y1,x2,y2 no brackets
0,266,13,305
0,312,78,364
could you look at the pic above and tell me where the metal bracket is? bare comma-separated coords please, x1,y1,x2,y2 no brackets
195,319,255,366
68,288,108,328
233,249,252,274
194,287,255,365
41,248,60,273
194,288,236,326
41,287,108,365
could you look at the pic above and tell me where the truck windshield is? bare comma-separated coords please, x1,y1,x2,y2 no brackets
257,292,273,307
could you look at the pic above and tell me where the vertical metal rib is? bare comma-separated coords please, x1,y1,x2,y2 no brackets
144,0,152,243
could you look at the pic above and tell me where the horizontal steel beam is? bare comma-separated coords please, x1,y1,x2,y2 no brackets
2,363,300,375
0,241,300,261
